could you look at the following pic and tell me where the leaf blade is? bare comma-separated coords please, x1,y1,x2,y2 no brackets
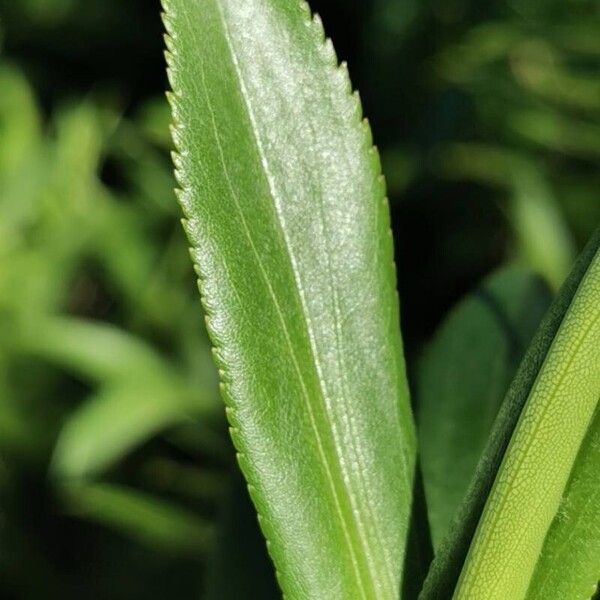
163,1,415,598
51,384,201,479
453,236,600,599
525,409,600,600
418,266,552,548
60,482,213,554
420,228,600,600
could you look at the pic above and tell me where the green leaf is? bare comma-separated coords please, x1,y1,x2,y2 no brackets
19,316,172,384
510,164,575,291
418,266,552,548
51,384,202,479
17,315,219,478
60,481,213,553
0,63,41,177
162,1,416,598
452,235,599,599
526,408,600,600
420,229,600,600
509,108,600,160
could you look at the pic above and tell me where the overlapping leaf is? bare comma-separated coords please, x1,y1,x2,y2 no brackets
453,235,599,599
418,267,552,548
526,409,600,600
421,229,600,599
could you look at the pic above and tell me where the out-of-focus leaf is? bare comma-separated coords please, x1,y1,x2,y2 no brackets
421,229,600,599
1,102,116,320
60,482,213,553
136,97,172,149
13,0,75,26
53,103,107,201
19,316,171,384
205,473,280,600
140,459,226,503
418,266,552,548
27,317,216,478
510,40,600,113
51,384,207,480
437,27,600,114
163,0,416,597
434,22,520,83
509,108,600,159
109,120,177,215
552,22,600,55
526,409,600,600
510,163,575,290
0,63,40,176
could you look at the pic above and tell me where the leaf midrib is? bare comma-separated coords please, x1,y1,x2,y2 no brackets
187,2,383,597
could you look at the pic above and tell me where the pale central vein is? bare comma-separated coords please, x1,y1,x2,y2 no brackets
211,2,376,597
176,4,371,598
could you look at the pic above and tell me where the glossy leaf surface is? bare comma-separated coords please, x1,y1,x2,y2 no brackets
162,1,415,598
418,267,552,548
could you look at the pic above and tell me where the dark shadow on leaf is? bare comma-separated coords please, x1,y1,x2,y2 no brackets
401,463,433,600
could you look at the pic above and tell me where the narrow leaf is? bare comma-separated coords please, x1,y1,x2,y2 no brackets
420,228,600,599
526,408,600,600
19,316,171,384
0,64,40,177
162,1,416,598
418,266,552,548
60,482,213,553
51,384,204,479
439,144,575,289
453,234,599,599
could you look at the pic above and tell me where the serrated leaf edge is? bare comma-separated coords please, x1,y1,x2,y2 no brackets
161,1,404,597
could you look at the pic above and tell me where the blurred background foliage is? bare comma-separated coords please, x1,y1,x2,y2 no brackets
0,0,597,598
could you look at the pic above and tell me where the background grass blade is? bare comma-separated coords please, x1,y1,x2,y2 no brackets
162,1,416,598
19,316,173,384
13,316,216,479
417,266,552,548
60,482,213,553
420,228,600,600
51,385,201,480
